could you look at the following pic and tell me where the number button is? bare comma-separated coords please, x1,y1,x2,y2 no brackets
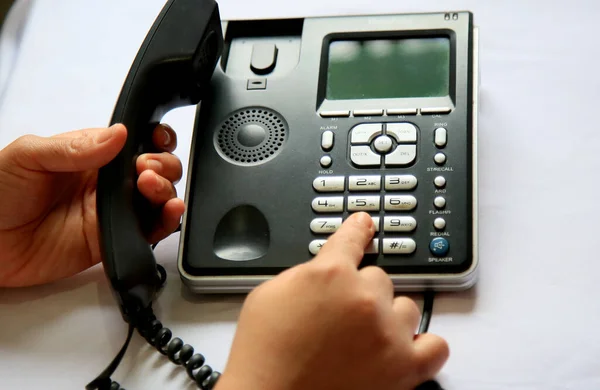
312,197,344,212
349,175,381,191
348,196,380,211
383,216,417,232
312,176,345,192
310,218,342,234
385,175,417,190
384,195,417,211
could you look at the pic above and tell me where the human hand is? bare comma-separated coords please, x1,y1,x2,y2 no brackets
216,212,449,390
0,123,184,287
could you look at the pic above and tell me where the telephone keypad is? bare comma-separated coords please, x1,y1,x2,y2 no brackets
382,238,417,254
384,195,417,211
383,216,417,232
347,196,380,211
313,176,345,192
310,217,343,234
349,175,381,191
312,197,344,212
385,175,417,190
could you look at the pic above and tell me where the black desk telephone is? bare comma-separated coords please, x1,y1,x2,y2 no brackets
88,0,479,388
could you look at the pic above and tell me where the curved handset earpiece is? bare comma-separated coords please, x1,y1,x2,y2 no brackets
96,0,223,323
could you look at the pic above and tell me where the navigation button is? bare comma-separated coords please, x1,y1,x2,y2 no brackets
385,145,416,166
313,176,345,192
386,123,417,143
321,130,334,151
349,175,381,191
382,238,416,254
351,145,381,166
350,123,383,144
373,135,393,154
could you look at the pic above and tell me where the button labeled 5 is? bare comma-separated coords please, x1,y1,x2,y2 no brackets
348,196,380,211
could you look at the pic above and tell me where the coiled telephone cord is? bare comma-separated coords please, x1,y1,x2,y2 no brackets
87,228,221,390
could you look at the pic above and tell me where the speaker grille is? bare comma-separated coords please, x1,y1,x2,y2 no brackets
214,107,288,166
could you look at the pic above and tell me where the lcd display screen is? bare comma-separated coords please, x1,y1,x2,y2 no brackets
325,37,450,100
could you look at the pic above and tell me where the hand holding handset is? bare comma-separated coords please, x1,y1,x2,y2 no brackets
89,0,224,388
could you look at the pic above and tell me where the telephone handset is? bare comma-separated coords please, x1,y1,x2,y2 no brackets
89,0,224,388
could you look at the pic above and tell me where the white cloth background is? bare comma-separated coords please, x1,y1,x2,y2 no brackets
1,0,600,389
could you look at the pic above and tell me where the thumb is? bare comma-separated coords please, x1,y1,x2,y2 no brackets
7,124,128,172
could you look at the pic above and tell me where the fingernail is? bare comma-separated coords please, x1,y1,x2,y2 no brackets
96,126,115,144
162,127,171,146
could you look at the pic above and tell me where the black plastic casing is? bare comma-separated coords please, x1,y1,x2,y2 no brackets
179,11,479,292
96,0,223,321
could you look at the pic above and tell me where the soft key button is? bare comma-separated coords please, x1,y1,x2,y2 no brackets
382,238,416,254
384,195,417,211
310,218,342,234
385,145,416,166
348,196,380,211
385,175,417,190
386,123,417,143
312,197,344,212
351,145,381,166
350,123,383,144
383,216,417,232
321,130,334,151
349,175,381,191
313,176,345,192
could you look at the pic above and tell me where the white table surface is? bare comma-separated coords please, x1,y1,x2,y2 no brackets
1,0,599,389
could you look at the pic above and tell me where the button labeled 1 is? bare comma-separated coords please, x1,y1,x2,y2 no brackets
313,176,345,192
310,218,342,234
